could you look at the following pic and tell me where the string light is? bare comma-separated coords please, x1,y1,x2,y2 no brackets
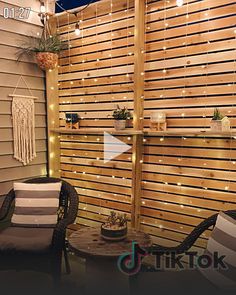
75,22,81,36
176,0,184,7
40,2,46,13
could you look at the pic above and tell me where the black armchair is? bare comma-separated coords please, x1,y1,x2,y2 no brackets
150,210,236,254
0,177,79,285
131,211,236,295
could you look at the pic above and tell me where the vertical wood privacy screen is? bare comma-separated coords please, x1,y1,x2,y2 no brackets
48,0,236,249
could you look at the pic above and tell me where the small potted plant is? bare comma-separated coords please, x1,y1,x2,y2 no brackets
112,105,131,130
101,211,128,241
17,33,67,71
210,108,230,132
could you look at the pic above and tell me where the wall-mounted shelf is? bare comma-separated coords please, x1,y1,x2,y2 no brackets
52,128,236,138
52,128,143,135
144,129,236,137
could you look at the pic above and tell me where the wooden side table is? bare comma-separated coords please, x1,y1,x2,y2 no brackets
68,227,152,295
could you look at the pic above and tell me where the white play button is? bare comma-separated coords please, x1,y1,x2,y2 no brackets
103,132,131,163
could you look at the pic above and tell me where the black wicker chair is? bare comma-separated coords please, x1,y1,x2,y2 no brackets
150,210,236,254
131,211,236,294
0,177,79,285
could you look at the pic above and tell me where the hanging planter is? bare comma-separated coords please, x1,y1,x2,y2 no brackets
17,33,67,71
35,52,58,70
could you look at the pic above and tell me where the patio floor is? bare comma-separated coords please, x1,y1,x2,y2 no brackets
0,253,233,295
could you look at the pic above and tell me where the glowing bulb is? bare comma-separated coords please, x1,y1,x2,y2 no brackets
176,0,184,7
75,23,81,36
40,4,46,13
49,136,55,143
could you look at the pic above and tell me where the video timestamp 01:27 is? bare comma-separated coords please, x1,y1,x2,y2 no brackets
3,7,31,19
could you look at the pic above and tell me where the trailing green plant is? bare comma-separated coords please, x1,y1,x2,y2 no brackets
17,33,67,60
112,105,131,120
212,108,224,121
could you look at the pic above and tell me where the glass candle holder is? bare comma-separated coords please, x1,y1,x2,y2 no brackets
150,111,166,123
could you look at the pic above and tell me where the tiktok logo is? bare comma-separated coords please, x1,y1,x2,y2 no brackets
117,242,148,275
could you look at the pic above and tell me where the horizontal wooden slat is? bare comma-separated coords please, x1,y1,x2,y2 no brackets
0,128,46,142
0,164,46,182
0,72,44,90
0,59,44,78
0,101,45,115
0,14,41,36
0,114,46,128
0,1,42,26
0,152,46,169
0,140,46,155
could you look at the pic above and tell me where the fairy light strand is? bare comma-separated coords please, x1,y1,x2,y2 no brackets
201,6,210,199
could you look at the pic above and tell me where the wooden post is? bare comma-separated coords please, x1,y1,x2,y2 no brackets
46,17,60,178
133,0,145,130
131,0,145,229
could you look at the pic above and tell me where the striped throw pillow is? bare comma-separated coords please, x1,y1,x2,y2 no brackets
199,212,236,290
12,182,62,228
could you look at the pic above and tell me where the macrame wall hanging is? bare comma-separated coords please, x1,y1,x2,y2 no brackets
9,75,37,166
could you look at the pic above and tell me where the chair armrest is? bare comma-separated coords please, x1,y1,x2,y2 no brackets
150,212,219,255
51,219,68,252
150,210,236,255
0,190,15,221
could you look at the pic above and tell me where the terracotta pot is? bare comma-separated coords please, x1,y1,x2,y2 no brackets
210,120,223,132
114,120,126,130
36,52,58,70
